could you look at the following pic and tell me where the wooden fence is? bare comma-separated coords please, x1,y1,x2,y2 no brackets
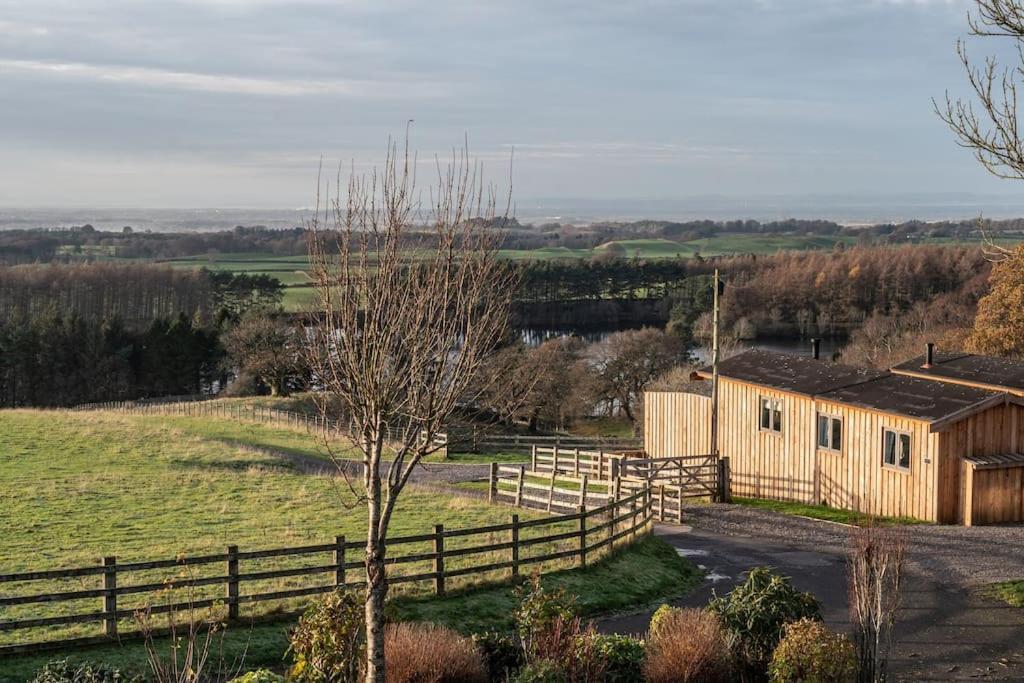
72,401,639,458
0,489,652,654
529,446,727,500
71,400,449,453
447,430,641,455
489,464,683,524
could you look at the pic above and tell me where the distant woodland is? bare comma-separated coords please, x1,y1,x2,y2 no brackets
0,219,1018,410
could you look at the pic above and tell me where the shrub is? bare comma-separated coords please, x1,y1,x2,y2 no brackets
473,630,524,681
30,659,139,683
287,588,365,683
511,660,569,683
229,671,285,683
648,603,679,639
527,614,608,682
513,573,577,656
643,608,731,683
708,567,821,678
592,634,646,682
384,622,488,682
769,619,857,683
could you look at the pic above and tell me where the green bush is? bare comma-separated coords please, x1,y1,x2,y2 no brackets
708,567,821,679
513,573,578,655
511,659,569,683
592,634,646,682
648,604,679,639
229,670,285,683
287,588,365,683
768,619,857,683
30,660,139,683
473,631,524,680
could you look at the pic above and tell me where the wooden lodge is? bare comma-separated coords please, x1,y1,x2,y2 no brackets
644,344,1024,525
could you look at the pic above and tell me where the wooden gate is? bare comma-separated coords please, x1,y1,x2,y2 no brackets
615,454,725,500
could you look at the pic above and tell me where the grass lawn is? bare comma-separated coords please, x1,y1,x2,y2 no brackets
0,410,555,646
112,403,521,465
984,580,1024,608
733,497,929,526
0,536,697,682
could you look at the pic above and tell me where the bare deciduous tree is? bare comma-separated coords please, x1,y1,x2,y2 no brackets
305,138,515,682
937,0,1024,263
848,525,906,683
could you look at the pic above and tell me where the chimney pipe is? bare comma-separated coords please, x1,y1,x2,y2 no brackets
811,338,820,360
924,342,935,368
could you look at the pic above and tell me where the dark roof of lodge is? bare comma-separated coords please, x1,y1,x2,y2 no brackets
699,349,1005,423
818,374,999,422
891,352,1024,393
702,349,887,396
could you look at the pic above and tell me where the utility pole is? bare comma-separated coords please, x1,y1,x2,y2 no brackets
710,268,721,456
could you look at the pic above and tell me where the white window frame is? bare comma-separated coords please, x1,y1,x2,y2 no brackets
882,428,912,472
816,413,843,452
758,396,783,434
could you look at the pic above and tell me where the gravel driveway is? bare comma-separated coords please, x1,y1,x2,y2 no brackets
682,503,1024,587
600,505,1024,681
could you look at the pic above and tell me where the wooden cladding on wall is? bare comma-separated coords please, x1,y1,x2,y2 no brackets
644,391,711,458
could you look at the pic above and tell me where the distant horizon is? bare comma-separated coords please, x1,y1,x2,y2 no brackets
4,191,1024,231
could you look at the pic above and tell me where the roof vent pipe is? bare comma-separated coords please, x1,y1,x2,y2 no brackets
811,338,820,360
924,342,935,368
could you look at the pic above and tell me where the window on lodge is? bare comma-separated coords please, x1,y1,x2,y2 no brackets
817,414,842,452
759,397,782,433
883,429,911,470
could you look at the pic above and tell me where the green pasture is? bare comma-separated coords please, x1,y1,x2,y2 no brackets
0,410,544,645
0,535,697,682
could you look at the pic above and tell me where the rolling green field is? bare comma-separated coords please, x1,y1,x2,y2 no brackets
0,535,697,682
0,410,546,647
103,233,1020,311
0,409,693,679
150,235,874,310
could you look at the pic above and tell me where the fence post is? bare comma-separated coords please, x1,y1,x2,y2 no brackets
433,524,445,596
226,545,239,620
580,474,588,510
553,447,560,475
531,445,537,472
610,457,620,482
573,448,580,476
658,485,666,522
488,463,498,503
335,536,346,587
717,456,731,503
609,480,620,549
101,556,117,636
515,466,525,507
511,514,520,579
547,468,557,511
578,505,587,569
597,449,605,480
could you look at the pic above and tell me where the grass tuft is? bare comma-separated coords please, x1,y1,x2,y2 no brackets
733,497,928,526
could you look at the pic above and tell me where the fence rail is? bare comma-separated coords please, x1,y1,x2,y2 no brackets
71,400,449,452
72,400,645,459
522,446,729,506
488,464,684,524
0,488,652,654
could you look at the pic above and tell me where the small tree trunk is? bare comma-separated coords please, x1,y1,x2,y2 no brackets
364,434,387,683
364,550,387,682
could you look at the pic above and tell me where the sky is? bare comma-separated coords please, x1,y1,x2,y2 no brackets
0,0,1021,213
